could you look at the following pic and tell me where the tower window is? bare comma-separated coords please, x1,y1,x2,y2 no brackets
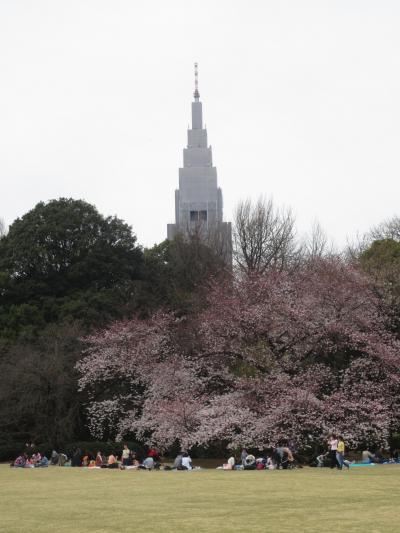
190,210,207,222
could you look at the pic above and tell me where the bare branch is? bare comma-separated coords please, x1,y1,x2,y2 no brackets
345,215,400,261
302,220,337,262
369,216,400,242
233,196,299,274
0,218,6,237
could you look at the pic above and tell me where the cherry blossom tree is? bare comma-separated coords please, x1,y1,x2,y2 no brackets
78,258,400,451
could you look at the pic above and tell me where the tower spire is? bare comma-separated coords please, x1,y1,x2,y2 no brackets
194,62,200,101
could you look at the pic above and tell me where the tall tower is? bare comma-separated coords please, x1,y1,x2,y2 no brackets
167,64,231,262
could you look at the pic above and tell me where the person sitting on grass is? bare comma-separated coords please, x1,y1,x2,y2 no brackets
50,450,59,465
181,452,193,470
24,456,34,468
12,454,27,468
129,450,140,466
147,447,160,462
107,453,118,469
36,455,49,467
220,455,236,470
172,452,183,469
266,455,277,470
142,456,155,470
243,454,256,470
287,447,296,467
274,443,294,468
58,452,68,466
361,449,376,463
226,455,235,469
316,451,329,467
71,448,83,467
31,452,42,465
256,457,266,470
130,451,139,466
373,448,386,464
95,451,104,467
390,448,399,463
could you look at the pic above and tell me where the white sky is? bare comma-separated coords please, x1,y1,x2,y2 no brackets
1,0,399,249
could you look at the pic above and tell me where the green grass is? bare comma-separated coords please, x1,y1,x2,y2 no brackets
0,464,399,532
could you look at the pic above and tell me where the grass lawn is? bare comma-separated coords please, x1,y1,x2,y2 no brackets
0,464,399,533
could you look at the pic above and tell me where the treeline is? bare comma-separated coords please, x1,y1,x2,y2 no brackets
0,198,225,448
0,197,399,453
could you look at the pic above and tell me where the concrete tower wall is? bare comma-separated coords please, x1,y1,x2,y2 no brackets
188,129,207,148
183,147,212,167
191,101,203,129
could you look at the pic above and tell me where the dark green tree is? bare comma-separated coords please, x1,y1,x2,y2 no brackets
0,198,143,338
0,323,88,446
142,233,229,314
360,238,400,334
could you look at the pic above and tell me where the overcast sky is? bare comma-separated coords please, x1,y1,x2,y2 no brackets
1,1,399,248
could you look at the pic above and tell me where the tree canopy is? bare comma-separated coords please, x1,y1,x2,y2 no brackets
0,323,87,446
141,233,228,315
2,198,400,453
359,238,400,334
78,259,400,450
0,198,143,338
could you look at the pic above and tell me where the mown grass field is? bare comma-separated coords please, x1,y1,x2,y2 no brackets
0,464,399,532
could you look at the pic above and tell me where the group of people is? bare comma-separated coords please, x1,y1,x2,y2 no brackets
52,445,164,470
360,448,399,464
10,445,196,471
223,438,400,471
11,452,49,468
317,434,351,470
220,445,298,471
314,435,400,468
10,437,400,471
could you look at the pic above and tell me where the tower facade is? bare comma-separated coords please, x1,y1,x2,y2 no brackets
167,64,232,263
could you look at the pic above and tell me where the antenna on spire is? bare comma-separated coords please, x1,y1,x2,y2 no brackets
194,62,200,101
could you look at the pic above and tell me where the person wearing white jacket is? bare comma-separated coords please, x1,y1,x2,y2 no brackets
181,452,193,470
